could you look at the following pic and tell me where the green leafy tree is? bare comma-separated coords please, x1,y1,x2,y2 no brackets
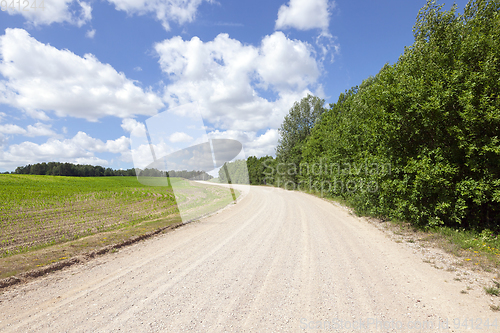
246,155,276,185
275,94,326,183
218,160,249,184
299,0,500,231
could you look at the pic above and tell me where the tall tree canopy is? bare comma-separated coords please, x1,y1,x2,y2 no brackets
275,94,326,182
298,0,500,231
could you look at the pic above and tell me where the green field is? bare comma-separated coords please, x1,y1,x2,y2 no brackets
0,175,182,257
0,175,239,279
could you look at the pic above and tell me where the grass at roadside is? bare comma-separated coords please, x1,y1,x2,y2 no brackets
422,226,500,271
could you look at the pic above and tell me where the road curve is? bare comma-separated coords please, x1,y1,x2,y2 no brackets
0,185,497,332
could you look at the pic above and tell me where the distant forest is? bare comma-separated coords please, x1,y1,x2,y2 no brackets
10,162,212,180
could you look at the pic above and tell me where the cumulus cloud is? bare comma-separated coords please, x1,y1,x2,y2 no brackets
155,32,319,134
209,129,279,158
69,131,131,154
169,132,193,143
26,123,58,137
257,32,320,91
0,131,131,170
127,140,172,169
0,29,164,121
121,118,147,137
0,124,26,135
153,31,329,158
245,129,280,157
2,0,92,27
275,0,334,32
0,122,57,137
86,29,96,39
107,0,212,31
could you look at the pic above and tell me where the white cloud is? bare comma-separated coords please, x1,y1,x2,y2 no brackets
121,118,147,137
0,131,131,170
26,123,58,137
86,29,96,39
73,157,110,166
257,32,319,91
107,0,212,31
71,131,130,154
0,122,57,137
155,32,319,134
209,129,279,158
100,135,131,154
3,0,92,27
316,33,340,63
169,132,193,143
246,129,280,157
78,1,93,25
275,0,333,32
0,29,164,121
128,140,172,169
0,124,26,135
153,31,328,158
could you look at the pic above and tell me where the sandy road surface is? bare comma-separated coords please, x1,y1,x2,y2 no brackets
0,185,498,332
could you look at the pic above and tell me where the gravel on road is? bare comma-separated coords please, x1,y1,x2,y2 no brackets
0,185,497,332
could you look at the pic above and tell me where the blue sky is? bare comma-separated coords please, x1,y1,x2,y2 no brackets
0,0,469,172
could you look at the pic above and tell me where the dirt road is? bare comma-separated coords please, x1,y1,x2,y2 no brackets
0,185,498,332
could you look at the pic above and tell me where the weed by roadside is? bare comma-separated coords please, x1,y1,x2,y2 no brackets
374,220,500,273
485,280,500,297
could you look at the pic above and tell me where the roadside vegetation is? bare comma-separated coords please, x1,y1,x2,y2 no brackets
219,0,500,272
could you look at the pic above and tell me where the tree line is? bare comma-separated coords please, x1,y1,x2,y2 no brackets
11,162,212,180
13,162,137,177
222,0,500,232
217,156,277,185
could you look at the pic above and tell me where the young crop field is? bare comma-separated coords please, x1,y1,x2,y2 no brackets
0,175,183,257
